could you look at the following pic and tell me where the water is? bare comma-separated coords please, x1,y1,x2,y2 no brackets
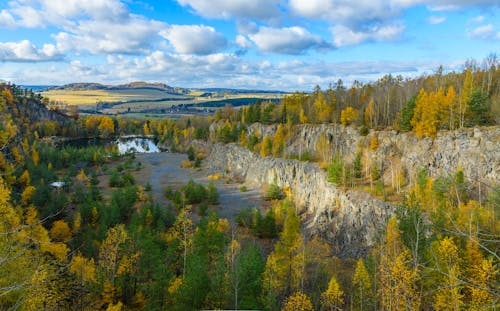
58,137,161,155
116,137,160,154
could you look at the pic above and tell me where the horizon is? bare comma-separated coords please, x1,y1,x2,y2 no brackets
0,1,499,91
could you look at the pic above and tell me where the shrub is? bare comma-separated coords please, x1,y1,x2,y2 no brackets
239,185,247,192
265,183,284,201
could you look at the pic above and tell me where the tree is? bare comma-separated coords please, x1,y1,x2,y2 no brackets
260,135,272,157
97,116,115,138
99,224,128,281
167,206,193,278
378,217,420,310
273,125,285,157
50,220,72,243
352,258,372,310
263,205,304,308
340,107,359,126
321,275,344,310
282,292,313,311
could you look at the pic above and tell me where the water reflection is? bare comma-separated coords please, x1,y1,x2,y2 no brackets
116,137,160,154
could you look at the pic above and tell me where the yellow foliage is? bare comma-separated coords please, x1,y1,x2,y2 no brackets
50,219,72,243
208,174,220,181
282,292,313,311
41,242,69,262
69,253,96,284
340,106,359,126
369,135,379,151
18,170,30,186
321,275,344,310
260,135,272,157
73,212,81,233
352,258,372,305
106,301,123,311
21,185,36,206
76,169,88,184
99,224,128,280
168,277,183,295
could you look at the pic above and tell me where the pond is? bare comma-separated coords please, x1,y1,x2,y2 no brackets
57,136,161,155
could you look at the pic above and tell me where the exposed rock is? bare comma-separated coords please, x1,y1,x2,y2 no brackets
204,124,499,257
206,143,393,257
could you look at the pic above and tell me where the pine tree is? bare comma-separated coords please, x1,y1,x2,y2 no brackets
352,258,372,310
321,275,344,310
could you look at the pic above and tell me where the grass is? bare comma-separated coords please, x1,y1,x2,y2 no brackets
42,89,190,106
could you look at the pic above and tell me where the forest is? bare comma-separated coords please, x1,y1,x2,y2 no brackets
0,56,498,310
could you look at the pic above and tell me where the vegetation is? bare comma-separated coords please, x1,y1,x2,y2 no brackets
0,55,498,310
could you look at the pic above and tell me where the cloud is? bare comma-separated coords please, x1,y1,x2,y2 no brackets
467,24,500,40
176,0,281,20
160,25,227,55
235,35,253,49
470,15,484,23
428,16,446,24
331,24,405,47
0,40,63,62
249,26,332,54
53,17,165,55
427,0,499,11
0,9,16,28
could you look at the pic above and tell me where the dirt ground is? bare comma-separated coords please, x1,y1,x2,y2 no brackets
124,152,267,222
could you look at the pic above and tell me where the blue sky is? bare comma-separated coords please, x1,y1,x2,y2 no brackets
0,0,498,91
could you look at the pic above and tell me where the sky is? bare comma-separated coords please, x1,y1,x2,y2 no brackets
0,0,499,91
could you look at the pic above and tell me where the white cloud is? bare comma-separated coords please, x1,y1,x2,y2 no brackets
176,0,281,20
0,9,16,28
429,16,446,24
0,40,63,62
160,25,227,55
235,35,253,49
53,17,165,54
467,24,500,40
332,24,405,47
249,26,331,54
427,0,499,11
470,15,485,23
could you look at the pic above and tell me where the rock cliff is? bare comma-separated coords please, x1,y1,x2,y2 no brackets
205,124,499,257
206,143,393,257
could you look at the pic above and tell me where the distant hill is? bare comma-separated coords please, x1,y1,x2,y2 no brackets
48,82,287,95
49,82,189,95
197,88,288,94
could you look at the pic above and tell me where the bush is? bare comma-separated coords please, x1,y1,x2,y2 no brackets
239,185,247,192
327,154,344,185
265,183,284,201
207,181,219,205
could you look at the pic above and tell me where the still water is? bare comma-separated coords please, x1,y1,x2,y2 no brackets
58,137,161,155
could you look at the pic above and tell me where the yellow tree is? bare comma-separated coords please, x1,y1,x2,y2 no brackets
97,116,115,138
352,258,372,310
273,124,285,157
364,99,375,128
314,89,332,123
378,217,420,310
340,107,359,126
99,224,128,281
432,236,463,311
460,68,473,128
261,135,272,157
166,206,193,278
282,292,313,311
263,205,304,307
50,220,72,243
321,275,344,310
464,239,495,310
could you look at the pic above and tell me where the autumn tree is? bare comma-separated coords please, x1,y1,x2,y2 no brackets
263,205,304,309
340,107,359,126
378,217,420,310
282,292,313,311
321,275,344,310
352,258,372,310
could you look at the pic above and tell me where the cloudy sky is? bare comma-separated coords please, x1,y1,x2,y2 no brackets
0,0,498,91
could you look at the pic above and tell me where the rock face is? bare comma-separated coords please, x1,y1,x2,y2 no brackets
250,123,500,186
206,124,499,257
206,143,393,257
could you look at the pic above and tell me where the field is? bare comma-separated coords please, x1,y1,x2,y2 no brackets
42,89,189,105
42,87,285,115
